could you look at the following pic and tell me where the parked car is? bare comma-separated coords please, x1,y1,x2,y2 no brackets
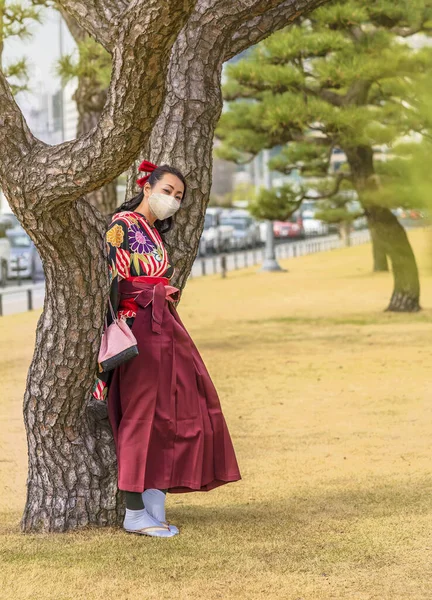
0,226,11,285
0,212,20,231
197,237,208,257
393,207,424,222
220,210,261,249
6,228,37,280
231,210,262,245
219,217,252,249
201,208,234,253
273,211,305,240
31,246,44,281
301,203,329,236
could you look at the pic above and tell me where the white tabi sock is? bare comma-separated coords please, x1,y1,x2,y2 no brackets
142,489,167,522
123,507,168,532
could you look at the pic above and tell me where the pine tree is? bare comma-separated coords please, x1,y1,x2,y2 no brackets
216,0,432,312
0,1,48,93
55,6,117,214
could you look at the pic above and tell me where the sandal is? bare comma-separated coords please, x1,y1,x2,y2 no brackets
162,520,179,534
124,524,177,537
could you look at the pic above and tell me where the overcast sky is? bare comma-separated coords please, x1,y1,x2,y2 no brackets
3,6,76,111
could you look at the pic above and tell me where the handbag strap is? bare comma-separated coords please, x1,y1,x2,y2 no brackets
108,297,117,322
102,298,118,333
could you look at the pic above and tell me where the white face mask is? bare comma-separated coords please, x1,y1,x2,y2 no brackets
148,192,181,221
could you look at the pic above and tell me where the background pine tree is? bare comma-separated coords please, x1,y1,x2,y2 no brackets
0,0,48,93
216,0,432,312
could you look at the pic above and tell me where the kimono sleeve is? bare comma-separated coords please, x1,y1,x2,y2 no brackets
91,219,130,402
105,218,131,327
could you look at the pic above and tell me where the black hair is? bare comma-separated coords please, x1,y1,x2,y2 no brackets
110,164,187,237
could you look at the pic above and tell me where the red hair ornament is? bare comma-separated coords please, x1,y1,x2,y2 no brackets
136,160,158,188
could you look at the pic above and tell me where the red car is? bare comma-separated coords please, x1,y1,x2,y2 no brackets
273,212,305,239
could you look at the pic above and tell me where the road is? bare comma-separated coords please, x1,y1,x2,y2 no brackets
0,230,371,316
0,281,45,316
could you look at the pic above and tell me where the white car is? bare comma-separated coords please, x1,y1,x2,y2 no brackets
0,234,10,285
302,216,329,236
202,208,234,253
220,209,261,249
6,228,34,279
301,205,329,236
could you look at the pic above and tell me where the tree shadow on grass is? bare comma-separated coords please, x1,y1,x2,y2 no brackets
245,312,432,327
1,477,430,581
172,477,431,529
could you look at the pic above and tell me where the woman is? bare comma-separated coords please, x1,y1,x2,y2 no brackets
92,161,242,538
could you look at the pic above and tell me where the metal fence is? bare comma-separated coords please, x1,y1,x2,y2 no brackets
0,229,371,317
0,282,45,317
188,229,371,278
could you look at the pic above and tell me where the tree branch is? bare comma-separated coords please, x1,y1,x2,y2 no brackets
344,79,372,106
347,24,364,43
0,69,37,173
390,24,432,37
56,4,89,44
56,0,127,51
304,172,352,200
303,84,345,106
0,0,198,211
225,0,329,61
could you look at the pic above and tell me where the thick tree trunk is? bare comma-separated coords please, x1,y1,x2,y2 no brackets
20,200,124,532
344,146,420,312
0,0,198,534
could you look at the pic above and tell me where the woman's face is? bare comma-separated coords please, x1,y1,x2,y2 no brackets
144,173,185,204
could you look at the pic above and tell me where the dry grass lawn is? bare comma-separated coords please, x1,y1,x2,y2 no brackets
1,229,432,600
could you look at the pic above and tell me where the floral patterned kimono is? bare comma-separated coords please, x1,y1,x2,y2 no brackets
92,210,175,401
92,208,241,494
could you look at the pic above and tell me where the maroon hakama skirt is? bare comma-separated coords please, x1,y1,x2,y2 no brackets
107,275,242,493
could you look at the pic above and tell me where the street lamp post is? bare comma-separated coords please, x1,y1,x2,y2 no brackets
259,149,286,272
58,13,65,142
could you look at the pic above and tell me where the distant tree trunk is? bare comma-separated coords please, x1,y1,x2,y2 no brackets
345,145,420,312
339,221,351,247
368,218,389,272
60,8,118,216
366,205,420,312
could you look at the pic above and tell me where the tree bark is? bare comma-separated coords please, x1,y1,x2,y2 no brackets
367,206,420,312
20,200,124,531
344,145,420,312
73,63,118,216
59,7,118,215
0,0,331,533
368,218,389,272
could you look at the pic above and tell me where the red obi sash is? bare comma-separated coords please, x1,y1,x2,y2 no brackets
118,276,180,333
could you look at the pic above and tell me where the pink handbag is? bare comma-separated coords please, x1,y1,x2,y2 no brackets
97,299,139,373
